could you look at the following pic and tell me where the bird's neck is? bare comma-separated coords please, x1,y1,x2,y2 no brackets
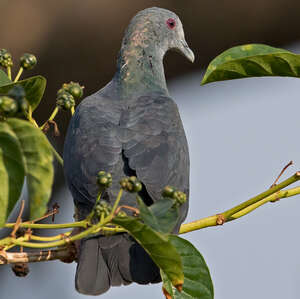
113,43,169,99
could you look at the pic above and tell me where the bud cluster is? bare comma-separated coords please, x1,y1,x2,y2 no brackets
119,176,142,193
0,86,28,118
95,201,112,218
56,82,84,111
97,171,112,188
20,53,37,70
0,49,13,68
162,185,187,206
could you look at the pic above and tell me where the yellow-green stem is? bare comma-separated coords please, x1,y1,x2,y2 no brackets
4,221,86,230
40,106,59,130
12,215,112,248
14,67,23,82
7,66,11,80
179,185,300,234
3,175,300,249
29,232,71,242
223,172,300,219
228,186,300,220
71,106,75,115
111,189,123,215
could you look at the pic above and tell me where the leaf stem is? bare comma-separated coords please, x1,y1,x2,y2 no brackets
27,106,39,128
7,66,11,80
14,67,23,82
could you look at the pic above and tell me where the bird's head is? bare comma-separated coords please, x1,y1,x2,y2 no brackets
122,7,195,63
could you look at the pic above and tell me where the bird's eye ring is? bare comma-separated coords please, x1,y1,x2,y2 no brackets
166,18,176,30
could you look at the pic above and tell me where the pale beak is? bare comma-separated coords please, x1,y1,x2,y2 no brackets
179,39,195,63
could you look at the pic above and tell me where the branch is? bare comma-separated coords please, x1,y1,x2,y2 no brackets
179,176,300,234
0,247,73,265
3,181,300,265
1,172,300,264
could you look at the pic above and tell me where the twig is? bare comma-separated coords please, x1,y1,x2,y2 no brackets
29,232,71,242
0,248,72,265
10,212,114,249
52,203,60,222
23,204,59,225
179,185,300,234
4,221,87,230
11,200,25,238
223,171,300,219
114,205,140,216
270,160,293,188
1,171,300,262
2,184,300,264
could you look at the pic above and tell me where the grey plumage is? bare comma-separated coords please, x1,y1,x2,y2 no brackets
63,7,193,295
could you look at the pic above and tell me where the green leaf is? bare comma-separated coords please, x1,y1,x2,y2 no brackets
6,118,54,220
112,216,184,287
0,69,12,87
202,44,300,85
162,236,214,299
0,76,46,111
0,122,25,226
138,197,179,233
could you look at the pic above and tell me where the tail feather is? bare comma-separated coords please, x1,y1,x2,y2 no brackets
75,234,161,295
75,238,110,295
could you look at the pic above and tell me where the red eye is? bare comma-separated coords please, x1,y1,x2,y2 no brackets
166,18,176,30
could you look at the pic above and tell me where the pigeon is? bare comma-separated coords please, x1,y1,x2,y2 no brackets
63,7,194,295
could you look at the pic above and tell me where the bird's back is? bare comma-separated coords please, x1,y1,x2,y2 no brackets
64,86,189,225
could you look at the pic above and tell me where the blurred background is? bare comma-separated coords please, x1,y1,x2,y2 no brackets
1,0,300,298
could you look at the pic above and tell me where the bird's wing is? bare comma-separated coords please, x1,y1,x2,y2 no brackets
63,92,122,210
122,95,190,223
64,92,189,224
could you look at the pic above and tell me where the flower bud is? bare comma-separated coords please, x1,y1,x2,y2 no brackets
56,92,75,110
120,176,142,193
97,171,112,188
0,96,18,117
173,191,187,206
95,201,112,217
162,185,175,198
0,49,13,68
117,211,127,217
20,53,37,70
63,82,84,99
